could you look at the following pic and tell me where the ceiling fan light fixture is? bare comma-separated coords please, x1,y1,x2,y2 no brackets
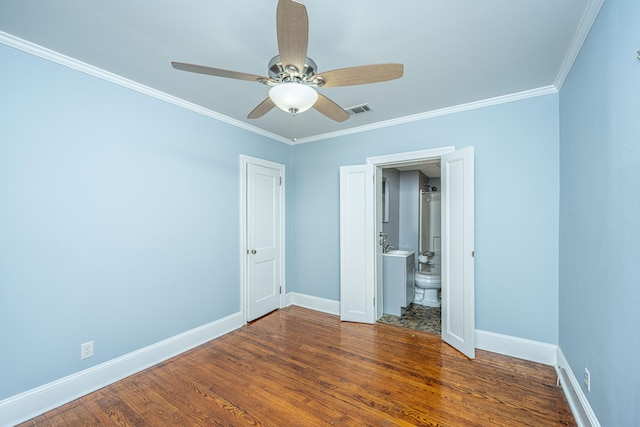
269,82,318,115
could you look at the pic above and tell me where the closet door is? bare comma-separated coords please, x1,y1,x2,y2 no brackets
246,162,283,321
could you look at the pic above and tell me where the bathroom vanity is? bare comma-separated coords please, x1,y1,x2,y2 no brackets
382,250,415,316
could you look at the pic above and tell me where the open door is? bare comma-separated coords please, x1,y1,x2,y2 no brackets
339,147,474,360
339,164,382,323
441,146,475,358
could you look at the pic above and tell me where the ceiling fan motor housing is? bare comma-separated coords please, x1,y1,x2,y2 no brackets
267,55,323,86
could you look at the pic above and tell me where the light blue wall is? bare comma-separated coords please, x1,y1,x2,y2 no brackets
1,30,564,406
559,0,640,425
0,43,290,400
290,94,560,344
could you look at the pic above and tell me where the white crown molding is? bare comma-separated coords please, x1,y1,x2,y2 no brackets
0,31,292,146
554,0,605,89
291,85,558,145
556,348,602,427
2,31,562,147
0,312,243,427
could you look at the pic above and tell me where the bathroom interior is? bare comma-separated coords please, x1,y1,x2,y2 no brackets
378,160,442,334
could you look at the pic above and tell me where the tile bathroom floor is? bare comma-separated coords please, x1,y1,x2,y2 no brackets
378,303,441,334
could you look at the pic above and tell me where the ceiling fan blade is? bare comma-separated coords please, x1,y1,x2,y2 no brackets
276,0,309,73
247,98,276,119
316,63,404,88
171,62,271,83
313,94,350,122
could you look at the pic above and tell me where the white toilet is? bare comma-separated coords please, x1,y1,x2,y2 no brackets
414,270,441,307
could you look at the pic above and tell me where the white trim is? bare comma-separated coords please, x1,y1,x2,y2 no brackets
286,292,340,316
0,31,292,146
2,31,559,146
286,295,557,366
0,295,594,427
291,86,558,145
240,155,286,324
366,146,456,167
0,312,243,427
475,330,558,366
556,348,601,427
554,0,605,89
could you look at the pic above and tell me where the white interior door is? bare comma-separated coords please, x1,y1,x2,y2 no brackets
339,165,381,323
246,162,282,321
441,146,475,358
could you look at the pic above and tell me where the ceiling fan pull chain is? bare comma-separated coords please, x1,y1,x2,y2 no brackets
290,112,297,142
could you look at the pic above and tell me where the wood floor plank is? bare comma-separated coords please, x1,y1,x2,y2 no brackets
18,306,576,426
193,335,370,425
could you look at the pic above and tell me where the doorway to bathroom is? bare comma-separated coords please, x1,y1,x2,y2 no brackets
378,160,443,334
339,146,475,358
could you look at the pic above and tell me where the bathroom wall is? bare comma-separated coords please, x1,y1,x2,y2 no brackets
423,191,441,270
381,168,400,248
398,170,429,268
428,178,441,190
421,178,442,263
419,190,430,256
398,171,420,254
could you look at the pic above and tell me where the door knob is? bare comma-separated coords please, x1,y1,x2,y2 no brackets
251,249,257,254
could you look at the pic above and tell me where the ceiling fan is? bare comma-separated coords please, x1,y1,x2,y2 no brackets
171,0,403,122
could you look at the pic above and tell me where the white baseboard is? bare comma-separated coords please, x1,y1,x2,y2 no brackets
0,312,243,427
556,348,601,427
0,298,593,427
286,292,340,316
475,330,558,366
284,293,558,366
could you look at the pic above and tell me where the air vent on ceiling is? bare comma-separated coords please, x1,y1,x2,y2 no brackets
345,103,373,115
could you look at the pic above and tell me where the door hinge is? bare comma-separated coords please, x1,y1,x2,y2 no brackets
472,250,475,257
279,286,282,294
373,297,375,306
279,176,282,185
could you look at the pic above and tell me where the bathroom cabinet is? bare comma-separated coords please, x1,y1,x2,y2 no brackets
383,251,415,316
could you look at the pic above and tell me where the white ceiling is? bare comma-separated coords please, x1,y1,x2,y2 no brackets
0,0,601,144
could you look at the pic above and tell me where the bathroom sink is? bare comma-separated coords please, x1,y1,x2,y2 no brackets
383,250,415,257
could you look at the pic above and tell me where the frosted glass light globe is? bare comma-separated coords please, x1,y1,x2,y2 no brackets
269,83,318,114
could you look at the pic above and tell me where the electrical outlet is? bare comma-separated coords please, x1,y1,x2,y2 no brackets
584,367,591,392
81,341,94,360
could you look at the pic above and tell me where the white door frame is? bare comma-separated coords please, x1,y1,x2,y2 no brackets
367,146,475,357
367,147,456,169
366,146,455,316
240,155,286,324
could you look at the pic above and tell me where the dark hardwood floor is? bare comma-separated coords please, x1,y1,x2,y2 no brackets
19,306,576,426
